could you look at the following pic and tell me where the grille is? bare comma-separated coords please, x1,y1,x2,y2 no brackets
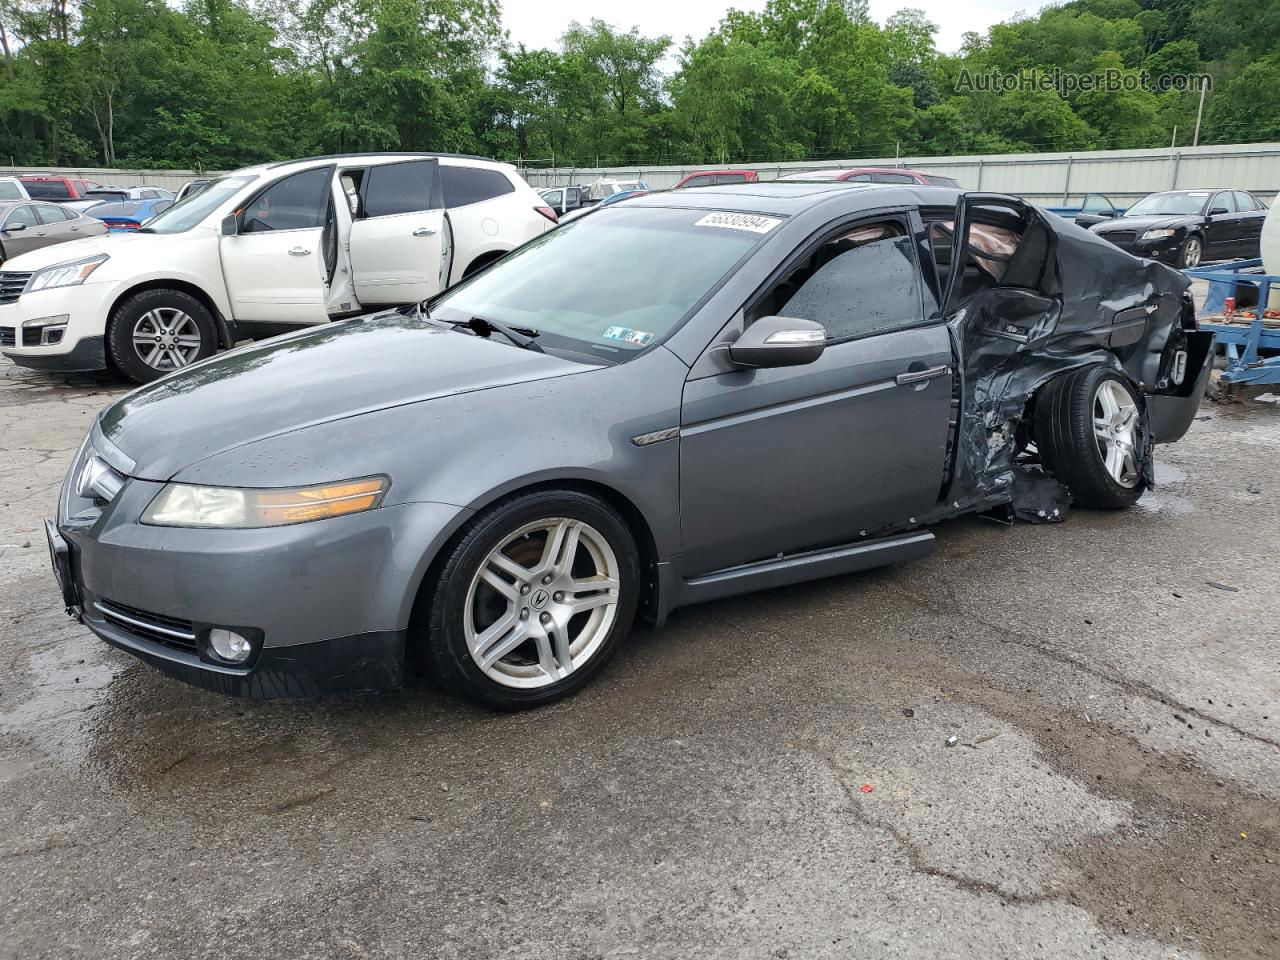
94,599,198,653
22,326,40,346
0,271,31,305
1102,231,1137,246
0,326,13,347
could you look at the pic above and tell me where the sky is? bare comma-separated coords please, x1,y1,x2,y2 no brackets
501,0,1032,61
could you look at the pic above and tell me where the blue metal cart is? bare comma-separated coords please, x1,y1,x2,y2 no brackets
1185,259,1280,387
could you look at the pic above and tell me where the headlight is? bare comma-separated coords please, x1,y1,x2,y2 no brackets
26,254,109,293
1141,228,1176,241
141,476,389,528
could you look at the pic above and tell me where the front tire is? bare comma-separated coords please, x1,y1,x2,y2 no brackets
1034,365,1146,509
1178,234,1203,269
420,489,640,709
106,288,218,383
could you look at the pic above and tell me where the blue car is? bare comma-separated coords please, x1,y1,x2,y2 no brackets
84,197,175,232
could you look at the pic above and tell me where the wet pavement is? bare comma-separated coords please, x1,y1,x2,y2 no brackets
1,360,1278,960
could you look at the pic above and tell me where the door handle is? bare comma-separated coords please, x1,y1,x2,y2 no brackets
288,246,312,256
412,227,436,237
895,365,950,386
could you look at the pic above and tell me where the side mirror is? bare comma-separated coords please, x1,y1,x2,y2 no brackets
1099,208,1116,218
3,222,24,232
1209,207,1229,216
728,316,826,368
220,213,239,236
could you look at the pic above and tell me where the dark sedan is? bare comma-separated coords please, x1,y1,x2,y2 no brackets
1088,189,1267,267
47,183,1210,708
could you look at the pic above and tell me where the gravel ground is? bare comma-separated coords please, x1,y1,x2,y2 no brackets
1,358,1278,960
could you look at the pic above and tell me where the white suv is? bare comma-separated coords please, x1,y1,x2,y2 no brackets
0,153,554,381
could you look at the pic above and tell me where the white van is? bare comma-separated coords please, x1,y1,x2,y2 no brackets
0,153,554,381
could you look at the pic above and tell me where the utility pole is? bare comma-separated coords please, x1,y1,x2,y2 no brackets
1192,81,1207,147
1170,126,1177,148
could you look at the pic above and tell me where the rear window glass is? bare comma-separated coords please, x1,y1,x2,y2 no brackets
442,166,515,207
89,201,147,217
0,182,23,201
23,180,71,199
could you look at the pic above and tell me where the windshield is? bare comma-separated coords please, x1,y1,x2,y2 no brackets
1124,192,1209,217
431,207,772,360
141,175,257,233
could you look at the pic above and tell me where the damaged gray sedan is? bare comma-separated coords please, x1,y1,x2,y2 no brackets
46,182,1212,708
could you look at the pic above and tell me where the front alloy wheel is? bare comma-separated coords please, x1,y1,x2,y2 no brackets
132,307,203,371
1180,235,1202,268
465,517,621,689
421,489,640,709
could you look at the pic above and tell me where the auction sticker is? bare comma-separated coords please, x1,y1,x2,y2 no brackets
694,212,783,234
602,326,655,347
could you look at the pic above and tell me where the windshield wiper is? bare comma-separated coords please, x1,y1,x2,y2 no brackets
442,315,544,352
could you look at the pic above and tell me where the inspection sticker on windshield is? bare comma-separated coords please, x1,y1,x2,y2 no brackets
694,212,783,234
602,326,654,347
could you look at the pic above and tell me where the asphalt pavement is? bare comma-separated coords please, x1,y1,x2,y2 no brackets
1,359,1278,960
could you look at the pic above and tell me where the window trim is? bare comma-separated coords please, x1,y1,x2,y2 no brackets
34,203,71,224
236,164,336,236
740,207,937,347
3,204,39,230
1208,191,1235,215
357,157,443,220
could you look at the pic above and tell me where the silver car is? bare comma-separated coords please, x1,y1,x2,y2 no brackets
0,200,108,264
45,182,1211,708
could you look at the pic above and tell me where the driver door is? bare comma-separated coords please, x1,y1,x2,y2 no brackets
219,166,332,326
679,213,953,576
349,158,448,305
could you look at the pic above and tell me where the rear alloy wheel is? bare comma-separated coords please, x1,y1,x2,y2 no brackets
107,288,218,383
1179,234,1202,268
422,490,639,709
1034,365,1146,509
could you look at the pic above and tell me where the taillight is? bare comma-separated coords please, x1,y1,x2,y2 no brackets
535,205,559,224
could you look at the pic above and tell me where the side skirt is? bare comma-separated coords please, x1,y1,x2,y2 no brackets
670,529,936,611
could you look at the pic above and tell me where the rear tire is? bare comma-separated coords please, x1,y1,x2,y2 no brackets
106,288,218,383
1034,365,1146,509
419,489,640,710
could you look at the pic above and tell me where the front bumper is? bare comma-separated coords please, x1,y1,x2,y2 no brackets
1094,232,1183,262
54,453,468,698
0,281,116,370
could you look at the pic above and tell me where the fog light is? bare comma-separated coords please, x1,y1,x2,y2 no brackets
209,627,252,663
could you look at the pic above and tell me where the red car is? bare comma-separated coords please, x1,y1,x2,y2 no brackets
779,166,962,187
19,175,100,202
672,169,760,189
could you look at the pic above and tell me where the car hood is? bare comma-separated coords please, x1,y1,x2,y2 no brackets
98,312,599,481
1,231,157,270
1092,215,1191,234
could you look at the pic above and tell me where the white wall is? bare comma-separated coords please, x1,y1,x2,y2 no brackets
519,142,1280,207
0,166,221,191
